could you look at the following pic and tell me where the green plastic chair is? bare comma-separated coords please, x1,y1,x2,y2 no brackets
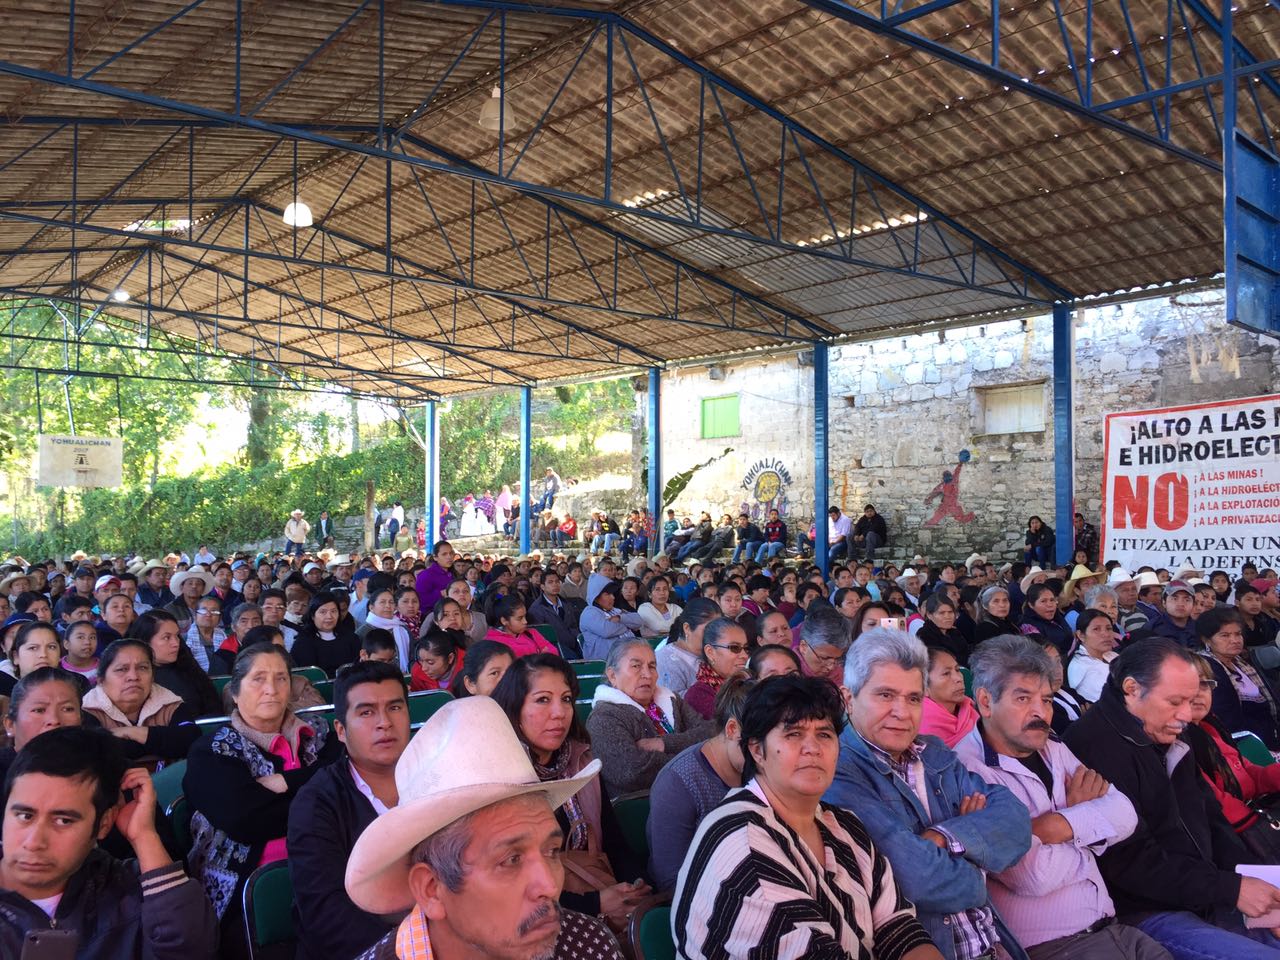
576,676,606,701
312,679,335,702
1234,731,1275,766
629,902,675,960
195,715,230,736
211,675,233,695
646,636,663,650
569,659,606,677
530,619,566,652
242,860,296,959
166,795,193,859
291,665,328,684
295,705,335,730
408,690,452,726
960,666,974,699
151,759,187,811
575,701,593,726
612,791,650,859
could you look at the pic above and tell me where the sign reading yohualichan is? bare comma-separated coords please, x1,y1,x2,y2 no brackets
37,434,124,489
1101,394,1280,574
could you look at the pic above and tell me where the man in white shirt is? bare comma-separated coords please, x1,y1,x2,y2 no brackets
826,506,852,566
956,635,1170,960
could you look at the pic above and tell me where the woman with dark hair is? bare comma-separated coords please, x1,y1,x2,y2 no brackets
919,646,978,747
1018,582,1073,655
359,586,412,670
452,639,515,697
1024,515,1055,565
290,591,361,677
0,620,64,696
130,609,222,718
1066,609,1119,703
832,586,865,623
915,594,970,666
491,653,651,931
683,618,750,720
1030,636,1086,734
580,580,639,661
409,630,464,692
748,644,801,680
656,597,721,696
618,576,644,614
648,677,753,892
673,673,936,960
637,574,681,639
850,602,896,642
184,642,340,943
82,638,201,770
1200,605,1280,751
755,609,794,649
0,666,84,779
483,593,558,658
972,585,1020,645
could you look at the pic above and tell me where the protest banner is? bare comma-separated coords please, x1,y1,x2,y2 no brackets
1101,394,1280,575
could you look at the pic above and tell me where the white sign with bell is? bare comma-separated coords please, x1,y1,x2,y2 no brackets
37,434,124,489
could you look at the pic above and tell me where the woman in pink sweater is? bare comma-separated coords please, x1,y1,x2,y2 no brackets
483,593,558,658
919,646,979,747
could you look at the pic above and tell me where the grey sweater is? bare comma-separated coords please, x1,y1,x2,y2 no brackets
586,686,714,799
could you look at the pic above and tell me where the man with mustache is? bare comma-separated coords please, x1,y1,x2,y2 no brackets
956,635,1170,959
825,628,1032,960
1064,638,1280,960
346,696,624,960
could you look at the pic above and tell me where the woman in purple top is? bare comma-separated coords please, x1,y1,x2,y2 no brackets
413,540,456,613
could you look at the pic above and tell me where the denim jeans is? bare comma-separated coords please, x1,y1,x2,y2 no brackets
591,533,619,554
1134,910,1280,960
853,530,884,561
1026,544,1052,565
754,541,786,564
796,533,814,556
731,540,763,564
826,540,849,565
285,540,305,557
677,540,702,561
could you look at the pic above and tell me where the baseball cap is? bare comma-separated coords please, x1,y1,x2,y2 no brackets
94,575,121,592
1162,579,1194,598
302,562,323,575
73,566,95,580
231,559,248,571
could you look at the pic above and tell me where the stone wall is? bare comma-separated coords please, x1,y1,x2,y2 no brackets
657,288,1280,561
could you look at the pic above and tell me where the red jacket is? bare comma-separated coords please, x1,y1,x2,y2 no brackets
1197,720,1280,830
410,654,465,692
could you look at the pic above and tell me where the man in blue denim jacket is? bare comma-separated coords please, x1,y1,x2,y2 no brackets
824,627,1032,960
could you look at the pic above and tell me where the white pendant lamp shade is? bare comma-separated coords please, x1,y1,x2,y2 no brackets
478,85,515,131
282,199,313,228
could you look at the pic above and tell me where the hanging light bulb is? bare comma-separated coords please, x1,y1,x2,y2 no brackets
282,199,313,228
111,288,130,302
478,85,515,131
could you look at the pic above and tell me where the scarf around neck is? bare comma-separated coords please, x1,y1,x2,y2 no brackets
527,742,589,850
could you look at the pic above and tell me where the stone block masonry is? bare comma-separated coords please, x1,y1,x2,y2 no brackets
658,289,1280,561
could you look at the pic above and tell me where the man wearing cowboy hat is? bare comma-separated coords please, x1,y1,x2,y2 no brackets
347,697,625,960
1133,571,1165,623
1108,568,1149,635
285,509,310,558
163,566,215,635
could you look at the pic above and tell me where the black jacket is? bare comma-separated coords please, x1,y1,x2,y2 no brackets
973,615,1022,645
1204,653,1280,750
852,513,888,541
288,758,393,960
528,594,584,644
735,523,764,544
917,620,970,666
290,625,362,678
155,651,223,718
1062,684,1244,919
0,849,217,960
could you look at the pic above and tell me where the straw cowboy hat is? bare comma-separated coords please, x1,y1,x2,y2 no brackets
345,696,600,915
1062,564,1105,603
317,548,336,563
71,550,88,562
169,565,214,595
1019,566,1046,595
0,571,30,594
290,509,305,519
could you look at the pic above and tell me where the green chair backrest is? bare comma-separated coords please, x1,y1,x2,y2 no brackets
646,637,663,650
211,675,233,695
295,705,335,730
530,619,565,651
408,690,452,726
612,791,651,860
960,666,974,699
1234,731,1275,766
312,679,335,702
576,676,606,701
166,795,193,859
633,904,674,960
243,861,296,957
195,716,230,736
292,665,328,684
151,759,187,811
569,659,606,677
575,701,593,726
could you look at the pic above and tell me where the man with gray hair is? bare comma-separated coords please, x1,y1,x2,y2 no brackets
956,635,1171,960
792,601,851,684
825,627,1032,960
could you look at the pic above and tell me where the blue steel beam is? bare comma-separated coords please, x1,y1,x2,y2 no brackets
647,367,661,551
425,400,439,547
813,343,830,579
1052,302,1075,566
796,0,1279,170
519,386,532,555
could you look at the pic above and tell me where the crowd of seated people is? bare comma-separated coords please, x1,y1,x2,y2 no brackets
0,532,1279,959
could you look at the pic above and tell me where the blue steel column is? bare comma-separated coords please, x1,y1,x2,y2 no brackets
647,367,661,552
813,344,830,578
520,386,532,554
425,400,438,546
1052,302,1075,566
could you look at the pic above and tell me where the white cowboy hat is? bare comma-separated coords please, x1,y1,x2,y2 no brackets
964,553,987,569
1107,567,1135,585
326,557,353,571
290,509,305,518
344,696,600,915
1133,571,1163,590
169,566,214,594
